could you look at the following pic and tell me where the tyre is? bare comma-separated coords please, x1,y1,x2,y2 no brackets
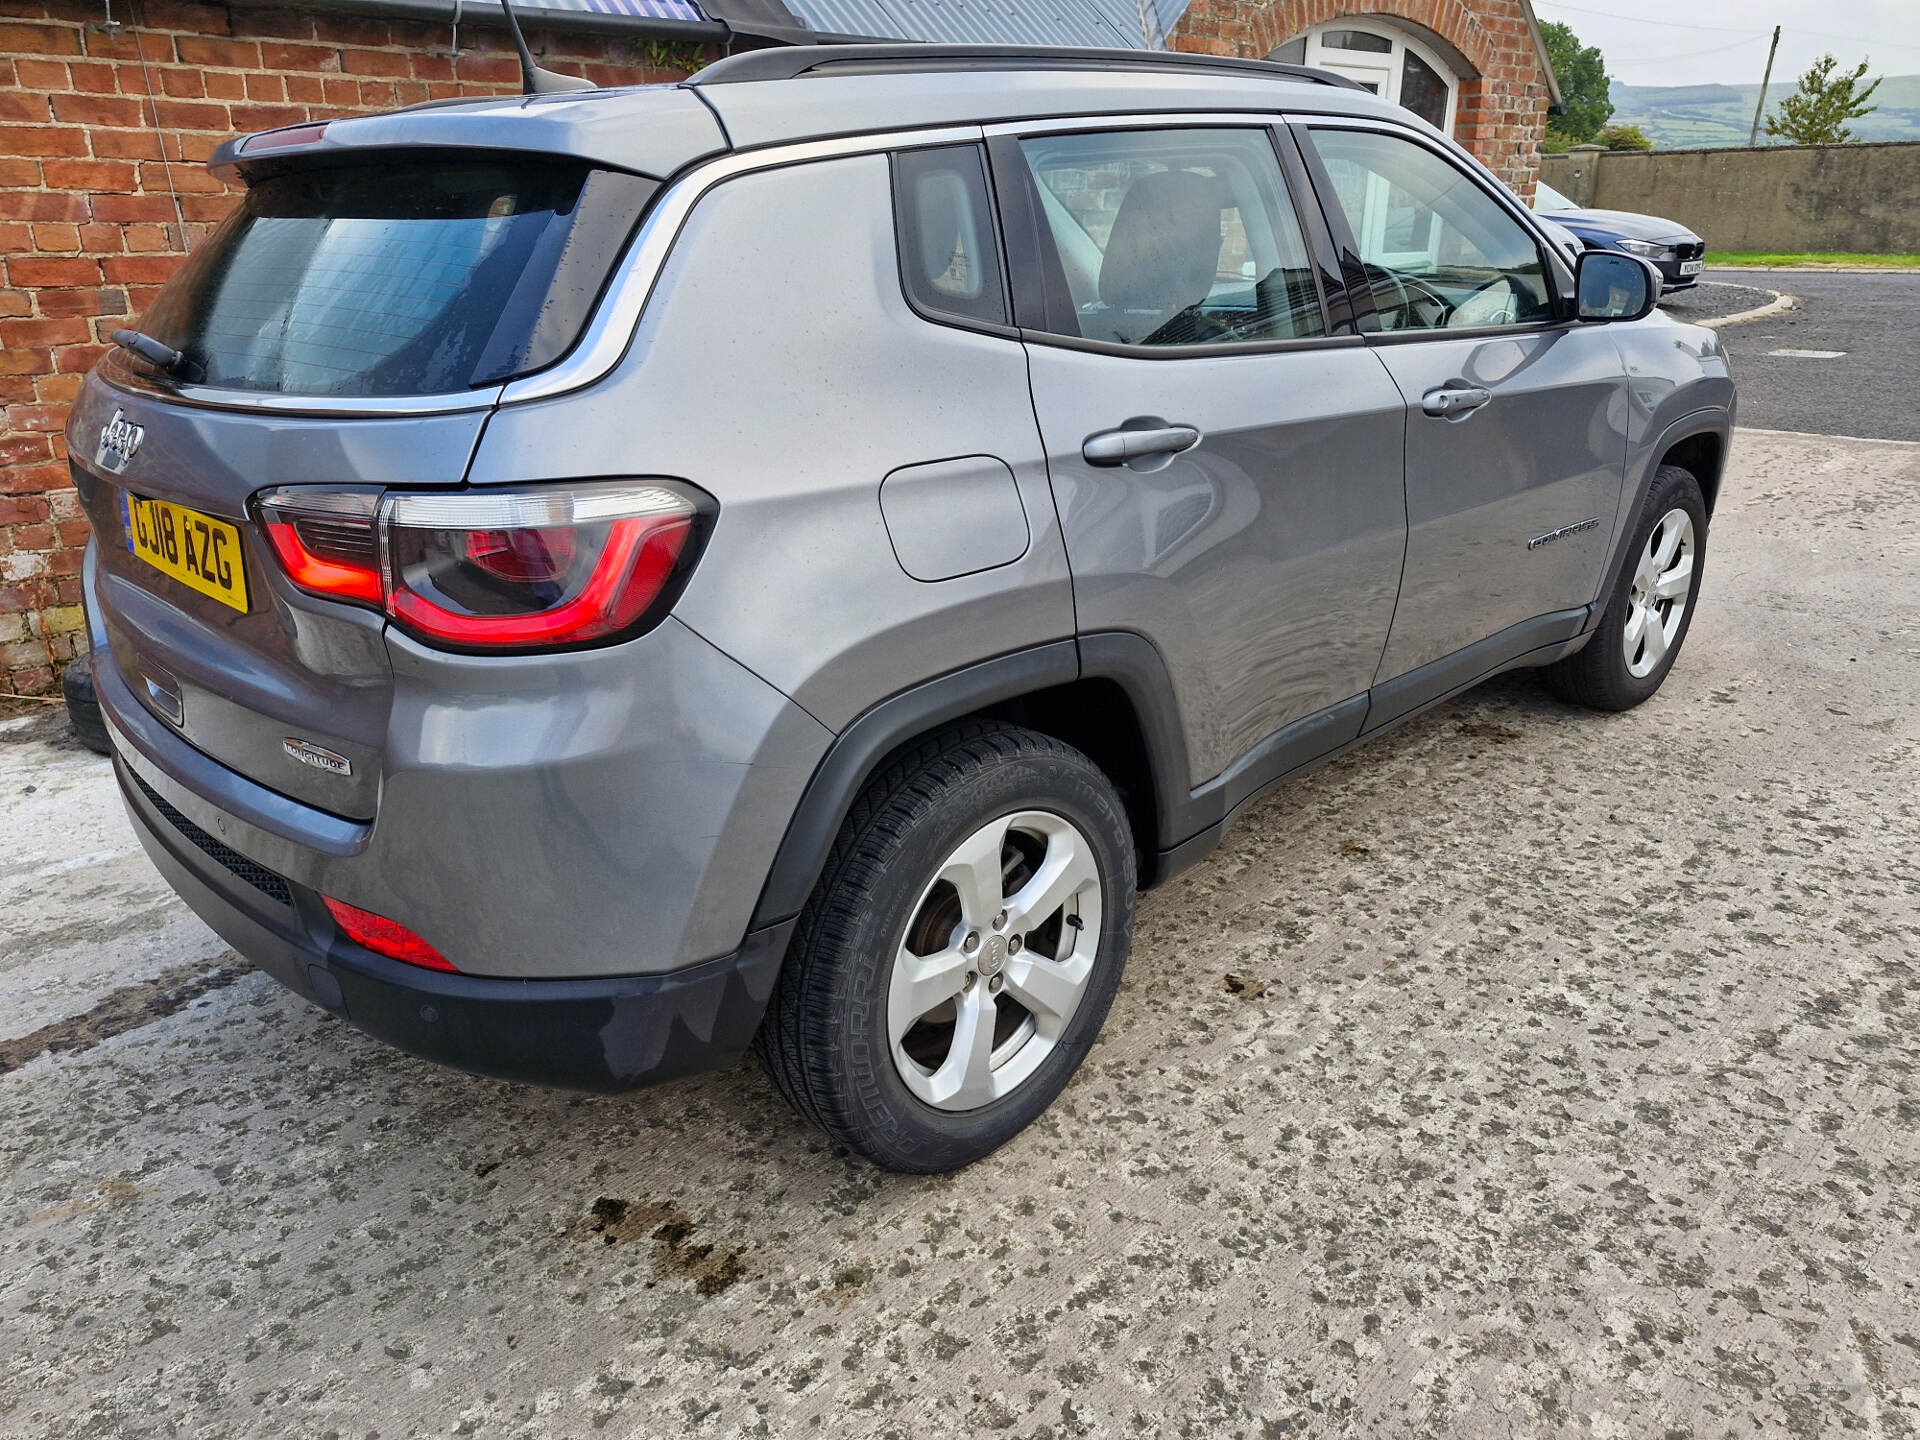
759,721,1137,1173
1542,463,1707,711
62,652,112,755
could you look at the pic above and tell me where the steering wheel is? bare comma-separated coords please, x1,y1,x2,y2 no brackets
1364,265,1453,330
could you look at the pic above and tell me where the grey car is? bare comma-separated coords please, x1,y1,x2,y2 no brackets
70,44,1733,1173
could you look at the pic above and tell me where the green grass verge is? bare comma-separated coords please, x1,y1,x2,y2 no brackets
1705,252,1920,268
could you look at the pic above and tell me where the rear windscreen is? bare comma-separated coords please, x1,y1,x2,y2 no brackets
134,158,656,397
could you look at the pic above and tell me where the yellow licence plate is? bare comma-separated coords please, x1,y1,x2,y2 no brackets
122,493,251,613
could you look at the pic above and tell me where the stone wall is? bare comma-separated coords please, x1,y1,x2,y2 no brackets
0,0,697,694
1539,142,1920,254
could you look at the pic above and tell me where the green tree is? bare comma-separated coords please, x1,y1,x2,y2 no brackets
1600,123,1653,152
1764,54,1881,145
1539,20,1613,146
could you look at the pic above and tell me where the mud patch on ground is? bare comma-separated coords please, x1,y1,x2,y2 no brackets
568,1196,750,1297
0,959,248,1076
1456,721,1525,743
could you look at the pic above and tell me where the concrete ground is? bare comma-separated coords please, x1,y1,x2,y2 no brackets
4,427,1918,1440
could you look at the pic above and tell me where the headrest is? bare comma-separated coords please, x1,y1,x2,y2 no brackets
1097,170,1228,320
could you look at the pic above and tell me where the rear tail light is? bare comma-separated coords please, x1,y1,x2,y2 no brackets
322,895,456,971
253,482,704,651
258,488,383,604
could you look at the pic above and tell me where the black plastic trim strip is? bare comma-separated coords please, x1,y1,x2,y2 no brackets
1590,407,1732,619
128,768,294,906
1016,330,1367,362
749,609,1615,929
1366,608,1588,731
748,641,1080,929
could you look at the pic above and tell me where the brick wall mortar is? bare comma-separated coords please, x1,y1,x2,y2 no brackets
0,0,696,694
1168,0,1552,195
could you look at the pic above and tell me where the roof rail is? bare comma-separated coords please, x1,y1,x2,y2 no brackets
689,43,1366,91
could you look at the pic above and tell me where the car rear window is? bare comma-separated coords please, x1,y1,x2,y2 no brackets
133,157,657,398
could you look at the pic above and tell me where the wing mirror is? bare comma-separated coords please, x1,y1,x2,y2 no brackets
1574,249,1660,323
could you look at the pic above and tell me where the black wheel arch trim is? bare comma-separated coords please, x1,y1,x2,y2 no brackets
1592,406,1731,627
748,632,1209,932
749,640,1082,930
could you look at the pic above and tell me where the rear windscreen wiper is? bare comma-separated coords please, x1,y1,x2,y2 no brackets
111,329,200,381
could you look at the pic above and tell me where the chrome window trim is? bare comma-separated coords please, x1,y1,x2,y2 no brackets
99,352,507,417
980,111,1286,137
499,124,985,407
100,126,983,419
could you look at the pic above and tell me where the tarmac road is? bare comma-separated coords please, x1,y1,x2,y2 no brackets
1687,270,1920,442
3,424,1917,1439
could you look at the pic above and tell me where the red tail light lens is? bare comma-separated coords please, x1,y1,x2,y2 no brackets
322,895,456,971
254,482,704,652
257,488,383,604
384,485,695,649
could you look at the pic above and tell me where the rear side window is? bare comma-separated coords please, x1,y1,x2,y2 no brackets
892,145,1009,329
1011,127,1326,349
132,158,656,397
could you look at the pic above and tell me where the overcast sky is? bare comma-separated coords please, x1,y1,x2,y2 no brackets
1531,0,1920,88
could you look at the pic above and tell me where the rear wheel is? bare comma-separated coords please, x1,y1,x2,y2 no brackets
1543,463,1706,711
758,721,1136,1173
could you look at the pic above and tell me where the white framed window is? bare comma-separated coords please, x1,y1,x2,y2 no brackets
1298,22,1459,135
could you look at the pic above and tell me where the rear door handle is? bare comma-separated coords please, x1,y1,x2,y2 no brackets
1420,385,1492,419
1083,421,1203,468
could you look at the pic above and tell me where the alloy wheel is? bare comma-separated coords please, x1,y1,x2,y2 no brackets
887,810,1104,1111
1623,507,1696,679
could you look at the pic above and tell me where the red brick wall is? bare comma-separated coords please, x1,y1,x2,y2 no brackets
1168,0,1553,195
0,0,697,695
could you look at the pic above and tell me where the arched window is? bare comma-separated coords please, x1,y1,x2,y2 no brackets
1289,21,1460,133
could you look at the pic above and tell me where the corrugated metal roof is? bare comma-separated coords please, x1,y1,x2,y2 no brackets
778,0,1141,47
503,0,1201,47
523,0,708,19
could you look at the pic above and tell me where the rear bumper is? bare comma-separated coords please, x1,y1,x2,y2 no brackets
117,737,794,1091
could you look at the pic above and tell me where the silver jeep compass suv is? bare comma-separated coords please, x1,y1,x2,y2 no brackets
71,44,1733,1173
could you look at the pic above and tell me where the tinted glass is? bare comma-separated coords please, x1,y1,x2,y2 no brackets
1399,48,1450,129
1322,28,1392,52
1306,127,1555,332
1016,128,1325,348
135,160,655,396
892,145,1008,327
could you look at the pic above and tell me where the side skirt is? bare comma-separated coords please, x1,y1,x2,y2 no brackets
1145,608,1590,887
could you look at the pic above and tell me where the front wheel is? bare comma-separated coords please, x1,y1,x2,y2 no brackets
758,722,1137,1173
1543,463,1707,711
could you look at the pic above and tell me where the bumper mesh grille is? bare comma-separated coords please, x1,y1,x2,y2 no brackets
130,769,293,906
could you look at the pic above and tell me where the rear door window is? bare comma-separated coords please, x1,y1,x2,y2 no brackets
1004,127,1327,349
132,158,656,398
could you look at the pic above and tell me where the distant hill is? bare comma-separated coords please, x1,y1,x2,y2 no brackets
1607,74,1920,149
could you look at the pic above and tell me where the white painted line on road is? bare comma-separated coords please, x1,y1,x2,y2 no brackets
1766,348,1847,359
